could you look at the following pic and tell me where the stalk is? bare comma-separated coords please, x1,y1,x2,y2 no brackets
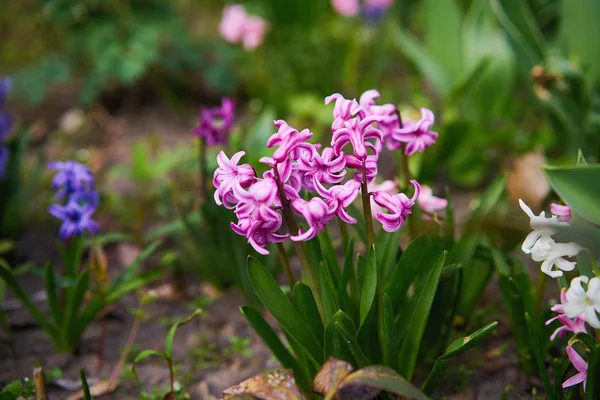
338,217,349,250
534,272,547,317
276,242,296,290
272,167,324,318
360,162,375,247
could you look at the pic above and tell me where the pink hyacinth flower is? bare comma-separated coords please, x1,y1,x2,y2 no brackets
315,179,361,224
331,0,360,17
242,15,268,50
546,289,587,340
291,198,334,241
325,93,363,130
331,115,383,160
233,176,280,222
219,5,247,44
213,151,255,208
391,108,438,156
551,203,572,223
368,180,397,218
372,180,420,232
296,146,346,190
268,120,315,163
231,215,288,255
563,346,588,390
418,186,448,216
346,153,378,183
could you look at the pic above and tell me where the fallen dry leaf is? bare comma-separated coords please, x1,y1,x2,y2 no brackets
507,151,550,210
222,369,302,400
65,379,118,400
312,358,354,395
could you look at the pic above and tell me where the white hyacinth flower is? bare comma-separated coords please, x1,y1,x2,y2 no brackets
564,276,600,328
519,199,582,278
519,199,568,254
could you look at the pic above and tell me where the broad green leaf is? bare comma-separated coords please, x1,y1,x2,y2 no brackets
384,234,429,306
331,366,430,400
585,344,600,400
325,311,355,364
0,265,57,339
164,309,203,359
320,264,340,320
376,229,400,281
425,0,463,80
1,380,23,395
463,174,507,233
248,257,323,365
398,252,446,380
292,283,325,344
544,165,600,225
132,350,167,382
44,263,61,327
391,26,451,96
421,321,498,393
334,313,370,368
337,239,355,319
359,246,377,327
381,294,398,370
491,0,545,67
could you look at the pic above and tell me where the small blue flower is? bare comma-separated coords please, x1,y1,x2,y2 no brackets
48,161,95,201
48,201,99,241
0,78,11,105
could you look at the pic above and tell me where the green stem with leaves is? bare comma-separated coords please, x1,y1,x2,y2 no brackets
273,167,324,318
276,242,296,290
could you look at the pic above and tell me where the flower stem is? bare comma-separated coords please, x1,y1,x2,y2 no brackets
361,162,375,248
273,167,324,318
276,242,296,290
198,137,208,204
338,217,349,250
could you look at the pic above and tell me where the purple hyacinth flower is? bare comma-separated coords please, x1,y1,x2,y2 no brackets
48,161,95,201
193,98,235,146
267,120,315,163
550,203,572,223
296,146,346,190
331,115,383,160
545,289,587,341
48,201,99,241
325,93,363,131
315,179,361,224
231,215,288,255
372,180,420,232
391,108,438,156
213,151,256,208
0,110,12,139
0,145,9,180
290,197,335,241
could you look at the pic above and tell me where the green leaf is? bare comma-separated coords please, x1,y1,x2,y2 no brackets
319,232,341,286
320,264,340,320
64,271,90,346
325,311,355,364
376,229,400,281
333,366,430,400
398,252,446,380
248,257,323,365
359,246,377,327
544,165,600,225
293,283,325,343
80,369,92,400
132,350,167,382
1,380,23,395
44,263,61,327
337,239,355,318
164,309,203,359
421,321,498,393
525,313,553,397
424,0,463,80
384,234,429,307
585,344,600,400
0,264,58,340
381,294,398,370
333,312,370,368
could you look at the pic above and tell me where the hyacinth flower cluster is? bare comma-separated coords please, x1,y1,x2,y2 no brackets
0,78,12,180
48,161,99,241
219,4,268,51
213,89,440,258
193,98,236,146
519,199,597,390
331,0,394,21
